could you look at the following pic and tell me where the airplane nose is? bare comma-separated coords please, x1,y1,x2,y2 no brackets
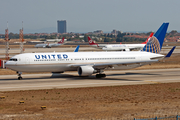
5,61,16,68
5,61,10,67
5,61,9,65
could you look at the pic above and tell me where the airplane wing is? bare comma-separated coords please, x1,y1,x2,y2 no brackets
68,59,157,70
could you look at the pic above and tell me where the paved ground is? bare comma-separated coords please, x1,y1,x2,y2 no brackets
0,46,180,53
0,46,180,59
0,45,179,119
0,68,180,91
1,74,180,119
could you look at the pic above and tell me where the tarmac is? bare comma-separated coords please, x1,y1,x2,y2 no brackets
0,46,179,91
0,68,180,91
0,46,180,58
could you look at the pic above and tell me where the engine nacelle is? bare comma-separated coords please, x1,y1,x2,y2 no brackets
78,66,95,76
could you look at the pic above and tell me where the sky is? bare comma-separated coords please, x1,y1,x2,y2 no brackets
0,0,180,34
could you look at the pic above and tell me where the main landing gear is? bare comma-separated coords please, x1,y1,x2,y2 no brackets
95,69,106,78
17,71,22,80
96,74,106,78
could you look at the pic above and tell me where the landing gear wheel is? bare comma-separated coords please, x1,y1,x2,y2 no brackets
17,71,23,80
96,74,106,78
18,77,22,80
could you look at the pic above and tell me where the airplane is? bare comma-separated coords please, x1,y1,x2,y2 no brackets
34,37,65,48
102,33,154,51
88,36,107,48
88,33,154,51
6,23,175,80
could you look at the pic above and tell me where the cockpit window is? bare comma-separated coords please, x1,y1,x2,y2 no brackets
9,58,17,61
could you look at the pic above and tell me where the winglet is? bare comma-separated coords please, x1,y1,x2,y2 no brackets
141,32,154,44
74,45,80,52
165,46,176,58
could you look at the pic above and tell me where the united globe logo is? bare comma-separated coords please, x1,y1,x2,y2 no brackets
142,36,161,53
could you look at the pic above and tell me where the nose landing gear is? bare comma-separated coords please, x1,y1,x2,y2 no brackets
17,72,22,80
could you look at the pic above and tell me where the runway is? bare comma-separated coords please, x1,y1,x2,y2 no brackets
0,46,180,58
0,46,180,54
0,47,99,58
0,47,98,54
0,68,180,91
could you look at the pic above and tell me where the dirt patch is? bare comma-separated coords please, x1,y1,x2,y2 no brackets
1,83,180,119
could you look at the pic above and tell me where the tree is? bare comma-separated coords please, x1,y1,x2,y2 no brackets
9,32,19,39
116,38,122,42
117,32,126,38
104,37,111,42
170,30,178,35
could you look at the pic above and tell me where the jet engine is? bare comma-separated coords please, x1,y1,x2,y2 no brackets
78,66,95,76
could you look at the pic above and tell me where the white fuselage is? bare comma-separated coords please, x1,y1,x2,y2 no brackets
34,43,62,48
89,44,109,48
5,51,164,73
102,44,145,51
90,43,145,51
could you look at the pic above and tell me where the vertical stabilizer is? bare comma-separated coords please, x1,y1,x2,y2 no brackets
74,45,80,52
142,23,169,53
88,36,99,47
141,32,154,44
58,37,64,44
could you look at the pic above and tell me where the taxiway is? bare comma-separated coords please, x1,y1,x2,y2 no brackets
0,68,180,91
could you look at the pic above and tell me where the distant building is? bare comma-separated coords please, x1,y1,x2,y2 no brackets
79,35,84,38
111,29,117,35
93,30,103,34
176,39,180,42
111,29,123,35
57,20,66,33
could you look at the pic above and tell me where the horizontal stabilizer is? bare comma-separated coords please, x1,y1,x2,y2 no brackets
165,46,176,58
